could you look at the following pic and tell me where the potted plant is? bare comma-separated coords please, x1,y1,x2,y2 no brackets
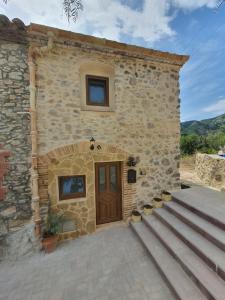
143,204,153,215
153,197,163,208
131,210,142,222
42,213,63,253
161,191,172,202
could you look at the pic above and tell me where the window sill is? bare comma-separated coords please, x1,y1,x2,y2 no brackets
57,197,87,204
81,105,115,112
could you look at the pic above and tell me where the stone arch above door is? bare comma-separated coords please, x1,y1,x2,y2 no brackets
37,141,136,240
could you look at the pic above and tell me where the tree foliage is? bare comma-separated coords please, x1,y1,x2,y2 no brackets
63,0,83,22
2,0,83,22
180,132,225,156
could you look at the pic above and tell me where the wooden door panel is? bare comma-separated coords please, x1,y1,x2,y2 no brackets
95,162,122,225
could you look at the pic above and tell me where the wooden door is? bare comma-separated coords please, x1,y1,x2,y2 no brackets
95,162,122,225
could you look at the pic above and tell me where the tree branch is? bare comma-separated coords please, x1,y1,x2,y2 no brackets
63,0,83,23
2,0,83,23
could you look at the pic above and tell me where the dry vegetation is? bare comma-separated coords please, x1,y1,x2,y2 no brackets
180,155,202,184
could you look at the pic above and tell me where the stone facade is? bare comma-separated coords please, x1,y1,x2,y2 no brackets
196,153,225,190
0,17,188,244
28,24,188,239
0,17,31,228
0,16,33,259
38,142,135,240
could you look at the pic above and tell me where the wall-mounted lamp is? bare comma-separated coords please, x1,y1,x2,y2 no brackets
127,156,137,167
139,168,146,176
90,137,95,150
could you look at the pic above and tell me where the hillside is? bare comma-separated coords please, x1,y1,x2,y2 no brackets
181,113,225,135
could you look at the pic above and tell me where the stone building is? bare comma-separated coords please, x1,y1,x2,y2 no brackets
0,16,31,257
28,24,188,240
0,16,188,244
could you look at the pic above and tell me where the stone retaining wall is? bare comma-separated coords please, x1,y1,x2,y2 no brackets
195,153,225,190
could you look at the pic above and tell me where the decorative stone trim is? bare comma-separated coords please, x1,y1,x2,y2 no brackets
0,145,11,202
28,30,56,236
28,23,189,66
38,141,136,239
79,61,115,112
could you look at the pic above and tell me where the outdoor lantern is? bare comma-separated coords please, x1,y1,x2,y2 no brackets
90,137,95,150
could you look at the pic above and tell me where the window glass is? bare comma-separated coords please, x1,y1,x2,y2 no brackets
89,81,105,104
110,166,117,192
59,175,86,200
86,75,108,106
99,167,106,192
62,177,84,194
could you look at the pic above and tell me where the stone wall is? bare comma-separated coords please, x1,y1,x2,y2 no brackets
38,142,135,240
195,153,225,190
32,32,183,237
0,16,31,231
0,16,187,247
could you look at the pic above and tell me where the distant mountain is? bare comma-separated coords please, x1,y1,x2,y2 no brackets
181,113,225,135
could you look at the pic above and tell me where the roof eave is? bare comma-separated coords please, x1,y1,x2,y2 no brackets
28,23,189,67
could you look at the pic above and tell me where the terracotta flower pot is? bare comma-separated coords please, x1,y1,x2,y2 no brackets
42,235,58,253
161,191,172,202
143,204,153,215
153,197,163,208
131,210,142,222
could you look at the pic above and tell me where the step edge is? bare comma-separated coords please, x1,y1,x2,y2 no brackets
143,215,225,300
130,222,181,300
164,203,225,252
154,209,225,282
130,222,206,300
173,197,225,231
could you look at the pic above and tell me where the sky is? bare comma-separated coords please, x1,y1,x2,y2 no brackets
1,0,225,122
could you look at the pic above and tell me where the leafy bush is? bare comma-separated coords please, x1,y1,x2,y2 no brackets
180,134,200,155
43,213,64,237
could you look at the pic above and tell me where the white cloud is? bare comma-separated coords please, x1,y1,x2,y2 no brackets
172,0,217,9
0,0,218,44
203,99,225,113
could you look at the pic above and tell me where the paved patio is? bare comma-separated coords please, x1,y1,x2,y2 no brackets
0,223,174,300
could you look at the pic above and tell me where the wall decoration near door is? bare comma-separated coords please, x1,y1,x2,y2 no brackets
95,162,122,224
128,169,136,183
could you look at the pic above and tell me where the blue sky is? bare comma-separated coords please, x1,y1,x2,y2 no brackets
1,0,225,121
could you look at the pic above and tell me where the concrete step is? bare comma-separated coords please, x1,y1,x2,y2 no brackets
164,201,225,252
143,214,225,300
172,187,225,231
154,208,225,281
130,221,206,300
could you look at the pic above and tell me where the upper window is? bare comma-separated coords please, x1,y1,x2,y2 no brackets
86,75,109,106
58,175,86,200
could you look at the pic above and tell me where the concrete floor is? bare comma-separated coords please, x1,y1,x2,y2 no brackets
0,223,175,300
172,186,225,221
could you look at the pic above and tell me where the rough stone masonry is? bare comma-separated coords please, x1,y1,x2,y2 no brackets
29,24,188,239
0,16,32,258
0,14,188,253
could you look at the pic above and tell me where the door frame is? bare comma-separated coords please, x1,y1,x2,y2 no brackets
95,161,123,225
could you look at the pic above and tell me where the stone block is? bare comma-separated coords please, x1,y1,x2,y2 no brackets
0,206,16,218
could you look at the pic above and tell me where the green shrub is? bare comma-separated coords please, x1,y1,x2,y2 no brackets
180,133,225,156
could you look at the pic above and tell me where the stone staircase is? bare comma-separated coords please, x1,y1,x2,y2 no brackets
130,188,225,300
